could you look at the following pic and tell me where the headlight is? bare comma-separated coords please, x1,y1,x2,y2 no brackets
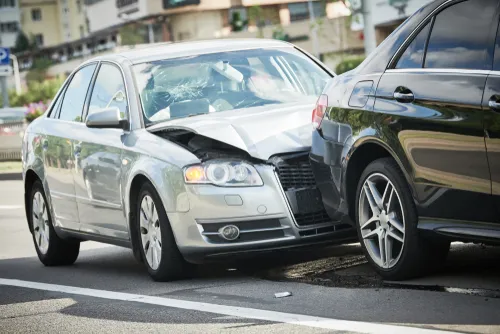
184,161,263,187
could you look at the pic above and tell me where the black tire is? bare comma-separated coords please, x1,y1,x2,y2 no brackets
136,182,188,281
29,180,80,266
355,158,449,280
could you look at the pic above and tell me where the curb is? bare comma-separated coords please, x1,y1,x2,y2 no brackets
0,172,22,181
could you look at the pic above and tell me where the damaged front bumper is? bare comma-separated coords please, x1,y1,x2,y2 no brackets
168,153,356,264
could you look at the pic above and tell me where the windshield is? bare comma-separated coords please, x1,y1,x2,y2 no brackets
132,48,331,125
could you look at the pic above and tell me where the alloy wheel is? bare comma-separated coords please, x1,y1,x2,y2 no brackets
358,173,405,269
32,191,50,254
140,195,162,270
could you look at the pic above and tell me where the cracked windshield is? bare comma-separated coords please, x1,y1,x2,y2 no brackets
133,49,329,124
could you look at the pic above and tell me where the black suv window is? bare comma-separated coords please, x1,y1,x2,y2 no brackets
396,21,431,69
425,0,497,70
59,64,97,122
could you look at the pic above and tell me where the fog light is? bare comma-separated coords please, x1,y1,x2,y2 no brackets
219,225,240,241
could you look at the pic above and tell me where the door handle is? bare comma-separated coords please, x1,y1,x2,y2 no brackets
42,139,48,150
488,96,500,111
393,90,414,103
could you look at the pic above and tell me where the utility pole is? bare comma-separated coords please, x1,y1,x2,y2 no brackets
362,0,377,55
0,36,9,108
307,0,320,59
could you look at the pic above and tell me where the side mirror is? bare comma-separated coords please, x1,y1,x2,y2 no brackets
85,107,129,130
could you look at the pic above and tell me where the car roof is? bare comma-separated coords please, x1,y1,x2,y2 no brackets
88,39,294,65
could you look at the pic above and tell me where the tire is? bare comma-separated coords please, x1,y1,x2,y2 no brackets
136,182,188,281
29,180,80,266
354,158,449,280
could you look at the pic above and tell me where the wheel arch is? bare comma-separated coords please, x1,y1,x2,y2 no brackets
344,138,416,222
24,168,43,234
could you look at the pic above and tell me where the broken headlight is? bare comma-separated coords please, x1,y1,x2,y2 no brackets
184,161,263,187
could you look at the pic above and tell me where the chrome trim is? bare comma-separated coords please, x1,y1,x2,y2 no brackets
385,68,491,75
488,71,500,77
200,225,291,236
388,0,454,69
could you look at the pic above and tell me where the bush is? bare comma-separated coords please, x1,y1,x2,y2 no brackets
335,56,365,75
1,77,64,112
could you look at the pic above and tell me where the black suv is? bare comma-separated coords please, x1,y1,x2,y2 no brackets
310,0,500,280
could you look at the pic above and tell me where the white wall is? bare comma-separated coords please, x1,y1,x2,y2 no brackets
86,0,149,32
372,0,434,26
0,5,21,48
170,10,224,41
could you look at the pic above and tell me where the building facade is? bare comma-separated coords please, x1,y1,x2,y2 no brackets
19,0,88,48
371,0,434,44
0,0,21,48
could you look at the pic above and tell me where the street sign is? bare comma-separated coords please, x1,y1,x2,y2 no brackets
0,48,10,66
0,65,12,76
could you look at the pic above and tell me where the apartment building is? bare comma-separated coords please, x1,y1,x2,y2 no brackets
0,0,21,48
19,0,88,47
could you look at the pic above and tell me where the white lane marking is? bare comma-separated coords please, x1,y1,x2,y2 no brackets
0,205,23,210
0,278,458,334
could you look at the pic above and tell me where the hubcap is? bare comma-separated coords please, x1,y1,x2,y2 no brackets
140,195,162,270
32,191,50,254
358,173,405,269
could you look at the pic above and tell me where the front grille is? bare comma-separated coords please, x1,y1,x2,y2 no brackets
275,159,316,191
270,153,333,228
294,210,332,227
198,219,288,244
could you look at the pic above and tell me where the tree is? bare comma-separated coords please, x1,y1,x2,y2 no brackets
230,11,247,32
26,58,53,83
248,6,265,38
13,31,31,53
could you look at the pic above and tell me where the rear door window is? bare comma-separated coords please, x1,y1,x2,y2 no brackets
396,21,431,69
424,0,497,70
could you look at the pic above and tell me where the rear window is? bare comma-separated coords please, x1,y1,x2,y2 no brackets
132,48,330,125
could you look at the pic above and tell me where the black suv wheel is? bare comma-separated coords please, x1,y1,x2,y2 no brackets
355,158,449,280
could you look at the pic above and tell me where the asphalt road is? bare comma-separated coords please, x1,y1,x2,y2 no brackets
1,180,500,333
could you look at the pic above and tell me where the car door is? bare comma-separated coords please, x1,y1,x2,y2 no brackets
374,0,498,223
74,62,128,239
43,63,98,231
483,14,500,221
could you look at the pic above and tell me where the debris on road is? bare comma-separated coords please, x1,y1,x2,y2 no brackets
274,292,293,298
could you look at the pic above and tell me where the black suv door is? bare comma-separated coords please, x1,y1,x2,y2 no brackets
483,13,500,221
374,0,498,223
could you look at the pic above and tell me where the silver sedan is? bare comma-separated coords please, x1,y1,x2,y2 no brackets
22,39,355,281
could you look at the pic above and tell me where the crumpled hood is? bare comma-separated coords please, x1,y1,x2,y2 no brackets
147,102,315,160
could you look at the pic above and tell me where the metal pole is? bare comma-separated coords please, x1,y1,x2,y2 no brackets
1,77,9,107
148,22,154,44
362,0,377,55
9,54,21,95
307,0,320,59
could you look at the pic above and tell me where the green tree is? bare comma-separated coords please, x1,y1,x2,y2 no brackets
249,6,264,38
119,24,147,46
26,58,53,83
230,11,247,32
13,31,31,53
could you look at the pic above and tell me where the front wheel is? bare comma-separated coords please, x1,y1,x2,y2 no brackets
29,180,80,266
136,182,188,281
355,158,449,280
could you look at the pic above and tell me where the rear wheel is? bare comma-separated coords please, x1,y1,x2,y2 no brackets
355,158,449,280
29,180,80,266
136,182,188,281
